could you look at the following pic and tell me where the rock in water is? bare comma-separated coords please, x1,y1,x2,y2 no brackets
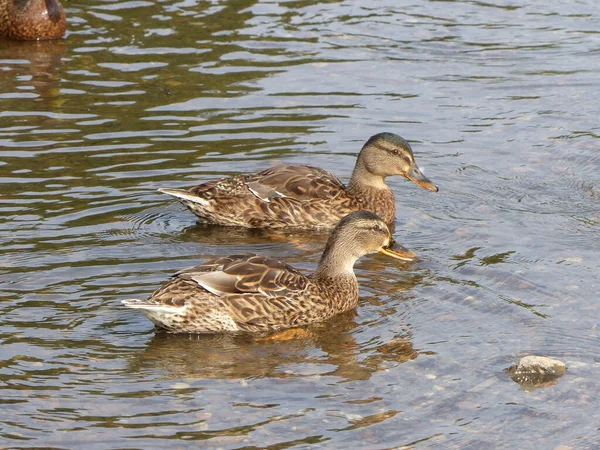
506,355,567,390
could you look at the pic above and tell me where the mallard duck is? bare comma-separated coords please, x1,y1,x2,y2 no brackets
0,0,66,40
122,211,416,334
159,132,438,229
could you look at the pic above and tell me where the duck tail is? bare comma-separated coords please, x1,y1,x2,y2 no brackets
121,298,177,312
45,0,64,23
122,298,148,308
158,188,209,206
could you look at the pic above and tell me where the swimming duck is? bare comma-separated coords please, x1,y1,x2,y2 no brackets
0,0,66,40
159,132,438,229
122,211,416,334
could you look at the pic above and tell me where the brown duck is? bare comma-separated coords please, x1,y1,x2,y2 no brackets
0,0,66,40
159,132,438,229
122,211,416,334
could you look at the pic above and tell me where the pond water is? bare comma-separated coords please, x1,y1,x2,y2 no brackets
1,0,599,448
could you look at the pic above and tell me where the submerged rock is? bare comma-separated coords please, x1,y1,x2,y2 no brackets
506,355,567,390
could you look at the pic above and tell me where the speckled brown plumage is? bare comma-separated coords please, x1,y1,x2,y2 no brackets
0,0,66,41
159,132,438,229
122,211,416,334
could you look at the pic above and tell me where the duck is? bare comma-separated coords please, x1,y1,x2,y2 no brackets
158,132,438,229
0,0,66,41
122,211,416,334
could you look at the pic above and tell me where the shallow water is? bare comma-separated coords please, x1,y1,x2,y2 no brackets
1,0,599,448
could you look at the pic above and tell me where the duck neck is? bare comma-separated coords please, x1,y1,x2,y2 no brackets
347,162,395,224
348,158,388,191
313,238,360,283
313,251,359,309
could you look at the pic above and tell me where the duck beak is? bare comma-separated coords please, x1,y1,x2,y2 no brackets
405,164,439,192
379,239,416,261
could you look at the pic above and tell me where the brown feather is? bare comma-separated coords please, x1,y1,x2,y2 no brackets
159,133,438,229
123,209,414,334
0,0,66,40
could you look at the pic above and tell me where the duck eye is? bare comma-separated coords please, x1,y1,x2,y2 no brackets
371,225,383,232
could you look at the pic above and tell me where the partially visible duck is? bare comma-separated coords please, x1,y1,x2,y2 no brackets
122,211,416,334
0,0,66,40
159,132,438,229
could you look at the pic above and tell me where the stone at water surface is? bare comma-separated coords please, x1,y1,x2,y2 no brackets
506,355,567,391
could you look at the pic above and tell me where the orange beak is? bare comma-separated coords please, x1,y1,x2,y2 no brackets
405,164,438,192
379,239,416,261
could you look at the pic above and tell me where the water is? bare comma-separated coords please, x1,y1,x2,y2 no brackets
1,0,599,448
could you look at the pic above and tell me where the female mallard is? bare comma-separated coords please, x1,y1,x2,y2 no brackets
159,132,438,229
0,0,66,40
122,211,415,334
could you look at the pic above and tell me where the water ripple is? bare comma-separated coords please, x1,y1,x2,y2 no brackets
0,0,599,447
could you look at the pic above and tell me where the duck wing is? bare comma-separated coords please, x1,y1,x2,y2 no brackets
176,254,314,328
175,254,309,297
245,165,347,202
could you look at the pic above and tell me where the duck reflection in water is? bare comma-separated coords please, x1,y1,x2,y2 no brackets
127,310,418,382
0,37,66,107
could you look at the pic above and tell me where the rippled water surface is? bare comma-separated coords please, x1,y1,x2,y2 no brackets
1,0,599,448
